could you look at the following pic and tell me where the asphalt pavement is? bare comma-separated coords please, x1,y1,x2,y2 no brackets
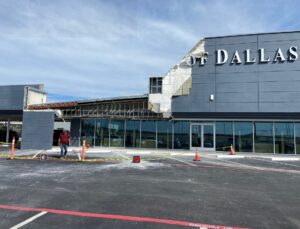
0,151,299,229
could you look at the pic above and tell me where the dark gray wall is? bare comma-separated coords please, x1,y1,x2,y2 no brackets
172,32,300,116
21,111,54,150
0,85,26,110
0,84,44,111
70,119,81,146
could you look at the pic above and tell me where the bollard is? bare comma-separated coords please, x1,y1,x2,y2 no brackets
10,137,15,160
81,140,86,162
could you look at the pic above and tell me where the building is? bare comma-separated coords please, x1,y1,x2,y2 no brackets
0,84,47,148
1,31,300,154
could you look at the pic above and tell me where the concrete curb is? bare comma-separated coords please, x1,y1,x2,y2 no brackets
217,155,245,159
271,157,300,161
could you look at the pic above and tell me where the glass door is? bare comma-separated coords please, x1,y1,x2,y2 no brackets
191,124,202,148
190,123,215,150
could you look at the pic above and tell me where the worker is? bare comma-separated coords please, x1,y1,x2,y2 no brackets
58,129,70,158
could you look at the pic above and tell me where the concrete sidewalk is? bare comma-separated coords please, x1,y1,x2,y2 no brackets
7,147,300,161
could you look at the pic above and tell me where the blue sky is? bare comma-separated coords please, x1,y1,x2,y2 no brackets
0,0,299,102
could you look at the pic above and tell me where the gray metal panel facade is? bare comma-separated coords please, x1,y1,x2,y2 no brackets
172,31,300,116
0,84,44,111
0,85,26,110
21,111,54,150
70,119,81,146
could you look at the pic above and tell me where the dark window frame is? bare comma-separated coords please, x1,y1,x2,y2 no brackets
149,77,163,94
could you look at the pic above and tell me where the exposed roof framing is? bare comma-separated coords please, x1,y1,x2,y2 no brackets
28,95,163,120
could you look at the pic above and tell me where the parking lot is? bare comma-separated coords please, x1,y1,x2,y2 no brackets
0,150,300,229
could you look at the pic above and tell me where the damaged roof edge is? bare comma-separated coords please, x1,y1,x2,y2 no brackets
77,94,148,104
29,94,149,108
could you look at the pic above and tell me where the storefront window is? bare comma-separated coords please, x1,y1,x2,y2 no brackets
157,121,172,149
173,121,190,149
109,120,124,147
81,119,95,146
234,122,253,152
125,120,140,147
274,122,294,154
0,123,6,142
295,123,300,154
216,122,233,151
254,122,273,153
95,119,109,147
141,120,156,148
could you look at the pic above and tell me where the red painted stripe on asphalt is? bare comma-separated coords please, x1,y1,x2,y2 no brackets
0,204,247,229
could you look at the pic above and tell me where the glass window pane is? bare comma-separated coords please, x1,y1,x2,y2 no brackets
125,120,140,147
216,122,233,151
191,125,201,148
0,123,7,142
174,121,190,149
141,120,156,148
157,86,162,94
110,120,124,147
95,119,109,147
254,122,273,153
152,78,157,85
158,78,162,86
157,121,172,149
274,122,294,154
81,119,95,146
234,122,253,152
296,123,300,154
203,125,214,148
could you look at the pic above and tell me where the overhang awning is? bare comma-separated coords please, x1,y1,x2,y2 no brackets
0,110,23,121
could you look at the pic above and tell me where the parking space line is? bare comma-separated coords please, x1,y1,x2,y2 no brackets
215,157,259,170
114,151,130,160
9,211,47,229
251,157,300,169
215,157,300,174
0,204,247,229
158,154,197,167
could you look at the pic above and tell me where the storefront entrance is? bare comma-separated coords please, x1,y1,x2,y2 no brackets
190,123,215,150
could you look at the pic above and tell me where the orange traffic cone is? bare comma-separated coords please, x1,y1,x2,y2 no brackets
193,148,200,161
230,144,235,155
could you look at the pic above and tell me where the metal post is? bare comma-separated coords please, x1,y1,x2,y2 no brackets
155,121,157,149
10,137,15,160
273,121,275,154
172,121,174,149
6,121,10,143
139,120,142,148
294,122,296,155
124,120,126,148
93,119,96,147
252,121,255,153
233,121,235,150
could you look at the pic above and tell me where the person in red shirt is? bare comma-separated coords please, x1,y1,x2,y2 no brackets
59,130,70,158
